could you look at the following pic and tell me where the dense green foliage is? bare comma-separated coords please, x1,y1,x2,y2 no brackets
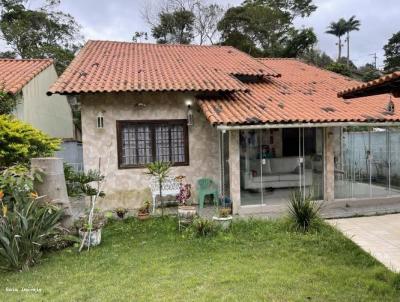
64,164,104,198
0,115,60,167
0,0,82,73
0,191,62,271
0,90,17,114
217,0,317,57
326,62,352,77
384,31,400,72
288,190,321,232
152,9,195,44
0,217,399,301
0,164,42,209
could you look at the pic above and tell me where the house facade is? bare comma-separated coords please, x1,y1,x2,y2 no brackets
49,40,400,216
0,59,74,139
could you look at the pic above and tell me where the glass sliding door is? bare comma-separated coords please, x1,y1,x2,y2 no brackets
335,126,400,200
239,127,324,206
240,130,263,205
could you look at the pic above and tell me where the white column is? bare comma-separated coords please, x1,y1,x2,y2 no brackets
229,130,240,214
324,128,335,202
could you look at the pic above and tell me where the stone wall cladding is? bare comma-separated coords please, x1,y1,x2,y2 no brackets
80,92,220,210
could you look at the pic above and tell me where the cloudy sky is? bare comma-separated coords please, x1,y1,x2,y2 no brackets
21,0,400,68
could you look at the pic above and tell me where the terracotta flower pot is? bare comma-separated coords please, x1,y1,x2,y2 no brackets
178,205,197,218
138,212,150,220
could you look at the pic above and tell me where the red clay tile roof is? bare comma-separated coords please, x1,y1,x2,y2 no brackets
338,71,400,99
0,59,53,94
198,58,400,125
48,40,280,95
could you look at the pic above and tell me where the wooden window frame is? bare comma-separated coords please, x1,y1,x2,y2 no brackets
116,119,189,169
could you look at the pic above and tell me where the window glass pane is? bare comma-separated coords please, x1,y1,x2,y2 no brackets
121,125,152,166
119,121,187,167
156,125,171,162
170,125,185,163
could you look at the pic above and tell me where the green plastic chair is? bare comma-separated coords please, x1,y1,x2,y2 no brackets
197,178,218,209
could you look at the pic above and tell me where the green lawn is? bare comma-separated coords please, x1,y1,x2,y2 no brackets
1,217,399,301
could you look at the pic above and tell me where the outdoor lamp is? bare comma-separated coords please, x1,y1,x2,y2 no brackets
185,99,194,126
96,111,104,129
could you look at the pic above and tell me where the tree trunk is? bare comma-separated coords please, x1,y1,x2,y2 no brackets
159,180,164,216
346,32,350,67
338,36,342,61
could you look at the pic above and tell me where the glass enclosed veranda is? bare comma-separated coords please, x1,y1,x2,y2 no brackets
219,126,400,213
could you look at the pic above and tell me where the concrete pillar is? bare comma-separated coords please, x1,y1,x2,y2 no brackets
228,130,240,214
324,128,335,202
31,157,73,227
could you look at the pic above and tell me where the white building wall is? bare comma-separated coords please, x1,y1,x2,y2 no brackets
20,65,74,139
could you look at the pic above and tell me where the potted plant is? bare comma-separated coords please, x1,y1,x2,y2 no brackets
176,181,196,218
115,207,128,219
137,201,151,220
212,207,232,230
76,210,107,247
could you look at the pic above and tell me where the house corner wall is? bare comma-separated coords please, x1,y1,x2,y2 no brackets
21,65,74,139
324,127,336,202
228,130,240,214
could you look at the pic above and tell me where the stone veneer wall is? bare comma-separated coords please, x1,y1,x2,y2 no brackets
80,92,220,210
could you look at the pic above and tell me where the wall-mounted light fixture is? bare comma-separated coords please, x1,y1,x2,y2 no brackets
96,111,104,129
185,99,194,126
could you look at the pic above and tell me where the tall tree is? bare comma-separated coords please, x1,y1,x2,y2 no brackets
326,18,347,61
384,31,400,72
143,0,224,45
217,0,317,57
193,2,224,45
0,0,82,73
344,15,360,67
152,9,195,44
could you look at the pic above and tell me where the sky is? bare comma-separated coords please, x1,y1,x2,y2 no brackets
12,0,400,68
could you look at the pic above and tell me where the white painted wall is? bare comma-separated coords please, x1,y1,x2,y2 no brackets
16,65,74,139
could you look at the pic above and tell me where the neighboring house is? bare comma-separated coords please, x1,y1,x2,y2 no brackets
339,71,400,98
48,40,400,216
0,59,74,139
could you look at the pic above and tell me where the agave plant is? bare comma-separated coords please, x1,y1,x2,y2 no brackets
0,194,62,271
288,190,321,232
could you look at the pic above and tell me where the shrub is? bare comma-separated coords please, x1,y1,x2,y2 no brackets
0,194,62,271
64,164,105,197
0,164,43,210
192,217,217,237
0,115,60,167
0,90,17,115
287,190,321,232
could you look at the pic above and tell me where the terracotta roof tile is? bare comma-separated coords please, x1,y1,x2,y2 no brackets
0,59,53,94
338,71,400,98
198,59,400,125
48,40,280,95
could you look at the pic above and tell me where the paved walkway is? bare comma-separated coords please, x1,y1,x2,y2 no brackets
328,214,400,272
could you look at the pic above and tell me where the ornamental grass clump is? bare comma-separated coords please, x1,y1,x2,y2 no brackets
288,190,321,232
0,193,62,271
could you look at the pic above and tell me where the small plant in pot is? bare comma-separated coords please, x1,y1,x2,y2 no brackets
176,180,196,218
75,209,106,248
137,201,151,220
212,207,232,230
115,207,128,219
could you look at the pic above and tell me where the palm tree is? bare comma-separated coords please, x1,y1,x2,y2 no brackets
326,18,347,61
344,16,361,67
